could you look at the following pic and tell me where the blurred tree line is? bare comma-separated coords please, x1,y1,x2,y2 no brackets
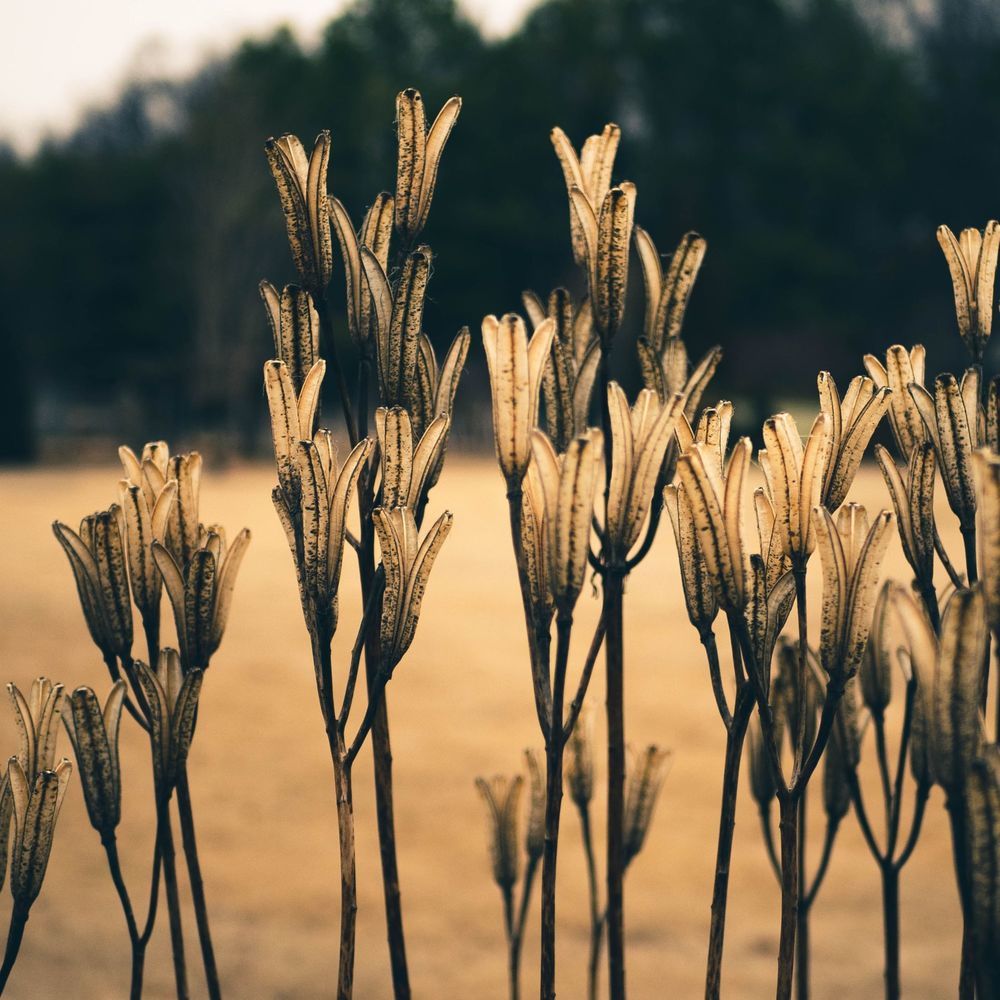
1,0,999,461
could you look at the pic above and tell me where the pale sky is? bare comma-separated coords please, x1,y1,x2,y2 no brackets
2,0,533,153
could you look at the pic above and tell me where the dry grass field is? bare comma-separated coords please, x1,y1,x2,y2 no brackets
0,456,965,998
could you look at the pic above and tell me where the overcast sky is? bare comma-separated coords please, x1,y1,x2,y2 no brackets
2,0,532,153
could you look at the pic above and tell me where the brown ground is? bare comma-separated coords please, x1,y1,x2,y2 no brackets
0,458,965,998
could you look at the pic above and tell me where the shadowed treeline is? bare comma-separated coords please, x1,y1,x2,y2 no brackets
2,0,999,461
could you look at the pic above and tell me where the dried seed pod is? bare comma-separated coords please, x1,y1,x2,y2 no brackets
412,328,471,456
875,442,936,594
910,368,983,532
385,247,434,408
773,638,821,753
570,183,637,345
135,651,203,794
117,476,176,625
265,131,334,291
634,227,707,354
675,438,753,612
523,288,600,452
374,507,453,673
747,715,776,809
524,749,545,861
759,412,831,565
7,755,72,907
328,192,393,346
823,716,853,823
863,344,927,459
8,679,66,784
754,488,791,593
475,774,523,890
550,123,621,267
395,89,462,245
964,746,1000,996
62,682,126,838
974,449,1000,636
272,436,371,635
937,221,1000,360
817,371,891,511
376,406,449,511
623,745,670,866
859,581,895,714
153,524,251,673
53,509,133,661
259,282,320,391
565,706,595,808
988,377,999,452
663,482,718,636
605,382,687,561
529,428,603,614
521,455,554,621
264,358,327,504
812,504,894,685
639,335,722,428
482,313,556,486
743,554,797,688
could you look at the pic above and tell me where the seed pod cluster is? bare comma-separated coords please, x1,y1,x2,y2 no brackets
863,344,927,459
259,281,321,391
937,221,1000,361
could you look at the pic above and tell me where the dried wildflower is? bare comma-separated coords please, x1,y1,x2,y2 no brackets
634,228,706,352
520,456,554,620
475,774,523,890
909,368,983,532
675,438,753,612
265,131,333,291
570,181,637,345
550,123,621,268
565,707,595,808
974,449,1000,634
62,682,126,839
394,89,462,245
529,429,604,614
153,524,250,673
523,287,600,452
376,406,449,510
639,336,722,426
53,508,133,662
817,372,891,510
524,749,545,862
964,746,1000,996
753,488,791,594
328,192,393,347
264,358,327,504
937,221,1000,360
858,581,896,715
482,313,556,486
7,754,71,908
664,481,719,637
605,383,686,561
759,412,831,566
9,679,66,784
271,433,372,635
135,650,202,794
863,344,927,459
373,507,453,673
875,442,937,598
743,555,797,690
623,745,670,866
812,503,894,686
259,282,320,391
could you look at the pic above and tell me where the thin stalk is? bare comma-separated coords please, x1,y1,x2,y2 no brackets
705,686,753,1000
776,795,799,1000
946,795,975,1000
796,788,809,1000
160,800,190,1000
881,863,900,1000
701,630,733,731
510,855,540,1000
804,820,839,910
540,614,572,1000
334,749,358,1000
760,808,782,881
579,804,602,1000
313,294,358,446
792,567,809,782
894,787,929,871
935,528,965,589
604,572,626,1000
961,525,979,585
176,769,221,1000
873,713,894,832
102,835,150,1000
502,887,518,1000
0,901,29,995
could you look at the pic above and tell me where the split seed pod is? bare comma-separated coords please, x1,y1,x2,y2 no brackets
264,358,327,504
117,475,176,625
550,123,621,268
859,581,896,715
475,774,523,890
565,706,595,808
605,383,687,561
910,368,983,531
817,371,891,510
265,131,333,291
482,313,556,486
135,651,202,794
639,334,722,426
937,221,1000,360
395,89,462,245
623,745,671,867
664,481,719,637
376,406,449,511
373,507,453,673
259,282,320,391
62,682,126,838
524,749,545,862
410,329,470,451
863,344,927,459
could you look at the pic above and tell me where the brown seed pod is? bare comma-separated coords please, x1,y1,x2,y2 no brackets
475,774,523,890
937,221,1000,360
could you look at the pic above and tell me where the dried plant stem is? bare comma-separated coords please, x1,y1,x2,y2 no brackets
880,864,900,1000
792,567,809,781
159,800,191,1000
795,789,810,1000
776,794,799,1000
508,855,540,1000
604,571,626,1000
705,686,753,1000
934,528,965,589
313,293,358,446
945,797,976,1000
333,749,358,1000
0,901,29,994
103,835,151,1000
540,614,572,1000
577,804,603,1000
961,525,979,585
176,769,221,1000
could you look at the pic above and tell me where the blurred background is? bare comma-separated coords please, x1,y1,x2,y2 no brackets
3,0,1000,462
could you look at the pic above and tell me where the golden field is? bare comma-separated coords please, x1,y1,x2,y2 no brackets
0,457,966,998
